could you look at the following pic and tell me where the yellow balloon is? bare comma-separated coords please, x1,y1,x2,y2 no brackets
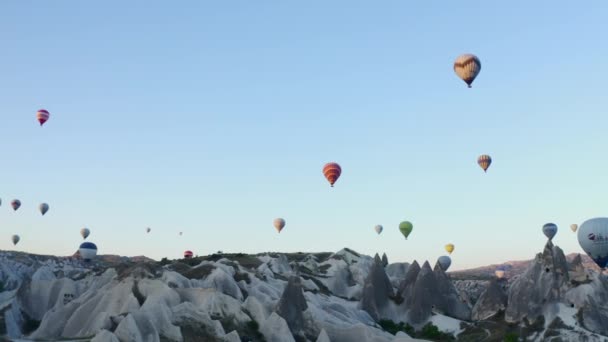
445,243,455,255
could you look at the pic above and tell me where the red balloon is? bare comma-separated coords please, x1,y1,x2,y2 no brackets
323,162,342,187
184,250,193,259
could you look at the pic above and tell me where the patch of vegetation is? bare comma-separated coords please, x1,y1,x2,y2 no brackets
504,332,519,342
132,281,146,306
378,320,415,336
378,320,455,341
234,271,251,284
159,257,171,266
243,320,265,341
318,264,332,274
182,264,216,280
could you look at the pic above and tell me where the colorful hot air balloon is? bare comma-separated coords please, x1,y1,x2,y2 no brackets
80,228,90,240
477,155,492,173
11,199,21,211
374,225,383,235
39,203,49,216
79,242,97,261
146,227,151,233
577,218,608,269
11,234,20,246
322,162,342,187
570,224,578,233
37,109,50,126
399,221,413,240
445,243,455,255
184,250,193,259
437,255,452,271
273,218,286,233
543,223,558,240
454,54,481,88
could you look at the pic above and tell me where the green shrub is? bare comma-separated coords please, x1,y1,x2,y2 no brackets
504,332,519,342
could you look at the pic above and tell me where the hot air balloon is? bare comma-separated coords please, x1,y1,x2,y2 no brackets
437,255,452,271
399,221,413,240
179,232,183,236
477,155,492,173
322,162,342,187
577,218,608,269
273,218,285,233
445,243,455,255
39,203,49,216
11,234,20,246
146,227,151,233
454,54,481,88
374,225,383,235
11,199,21,211
495,268,506,279
184,250,193,259
570,224,578,233
80,228,90,240
543,223,558,240
37,109,50,126
79,242,97,261
0,198,2,206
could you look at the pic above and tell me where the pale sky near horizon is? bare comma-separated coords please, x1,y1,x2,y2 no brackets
1,1,607,270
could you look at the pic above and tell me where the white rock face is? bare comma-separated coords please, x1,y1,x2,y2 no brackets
2,247,608,341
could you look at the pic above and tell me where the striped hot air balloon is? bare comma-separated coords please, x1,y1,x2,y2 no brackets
454,54,481,88
184,250,193,259
11,199,21,211
477,155,492,173
323,162,342,187
37,109,50,126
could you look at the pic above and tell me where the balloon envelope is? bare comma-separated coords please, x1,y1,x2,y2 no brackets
184,250,193,259
570,224,578,233
495,269,506,279
146,227,151,233
577,218,608,269
543,223,558,240
80,228,90,240
273,218,286,233
437,256,452,271
322,162,342,187
79,242,97,261
445,243,455,254
399,221,413,239
477,155,492,172
39,203,49,216
37,109,50,126
11,199,21,211
374,225,383,235
454,54,481,88
11,234,20,245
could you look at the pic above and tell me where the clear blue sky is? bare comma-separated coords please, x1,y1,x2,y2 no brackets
1,1,607,270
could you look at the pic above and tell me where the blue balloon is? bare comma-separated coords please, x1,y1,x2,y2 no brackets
79,242,98,261
577,218,608,269
543,223,558,240
437,255,452,272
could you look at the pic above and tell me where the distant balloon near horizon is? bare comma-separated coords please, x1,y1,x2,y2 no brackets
80,228,90,240
39,203,49,216
374,225,383,235
399,221,413,240
179,232,183,236
79,242,97,261
577,218,608,269
273,218,285,233
11,199,21,211
146,227,151,233
322,162,342,187
495,269,506,279
184,250,193,259
477,155,492,173
542,223,558,240
437,255,452,271
453,54,481,88
11,234,20,246
570,224,578,233
36,109,50,126
445,244,455,255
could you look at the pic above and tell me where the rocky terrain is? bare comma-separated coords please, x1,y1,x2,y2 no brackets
1,243,607,341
